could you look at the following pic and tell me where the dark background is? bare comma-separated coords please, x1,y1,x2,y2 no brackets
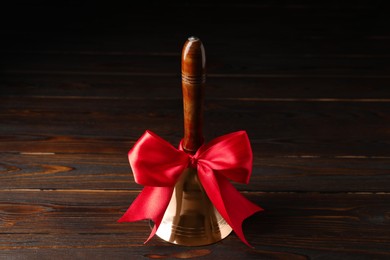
1,1,388,58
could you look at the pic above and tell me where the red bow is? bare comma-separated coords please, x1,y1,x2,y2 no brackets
118,130,263,247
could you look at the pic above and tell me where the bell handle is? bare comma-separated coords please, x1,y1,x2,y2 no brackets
181,36,206,154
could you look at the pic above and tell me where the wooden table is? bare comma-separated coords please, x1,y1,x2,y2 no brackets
1,2,389,259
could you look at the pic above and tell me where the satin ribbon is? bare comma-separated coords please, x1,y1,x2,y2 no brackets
118,130,263,247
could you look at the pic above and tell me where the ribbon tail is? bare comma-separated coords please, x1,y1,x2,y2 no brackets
118,186,174,243
217,174,263,247
198,167,263,247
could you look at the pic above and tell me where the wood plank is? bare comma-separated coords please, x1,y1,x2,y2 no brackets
1,51,389,76
1,98,389,156
2,32,389,58
0,153,389,192
0,248,309,260
1,25,389,54
0,190,389,259
1,74,390,99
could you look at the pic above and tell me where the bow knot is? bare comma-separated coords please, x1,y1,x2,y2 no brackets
189,156,198,168
118,130,263,247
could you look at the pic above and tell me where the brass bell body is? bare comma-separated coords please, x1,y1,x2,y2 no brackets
155,168,233,246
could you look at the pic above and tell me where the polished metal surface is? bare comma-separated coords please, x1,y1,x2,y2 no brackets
155,168,232,246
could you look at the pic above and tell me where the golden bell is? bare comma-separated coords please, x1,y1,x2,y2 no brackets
153,37,232,246
154,168,233,246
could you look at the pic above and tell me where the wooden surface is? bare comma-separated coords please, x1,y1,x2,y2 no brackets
1,1,389,259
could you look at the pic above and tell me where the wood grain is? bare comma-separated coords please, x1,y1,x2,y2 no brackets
0,191,389,259
2,75,390,99
1,98,389,157
1,153,389,192
181,37,206,153
2,51,389,77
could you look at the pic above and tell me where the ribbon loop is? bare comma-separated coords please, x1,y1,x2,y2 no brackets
194,131,253,184
129,130,189,187
119,130,263,247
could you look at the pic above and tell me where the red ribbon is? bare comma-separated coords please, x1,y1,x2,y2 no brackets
118,130,263,247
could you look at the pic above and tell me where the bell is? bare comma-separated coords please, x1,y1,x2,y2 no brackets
154,37,233,246
155,168,233,246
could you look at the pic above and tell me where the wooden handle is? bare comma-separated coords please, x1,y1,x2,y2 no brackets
182,36,206,154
